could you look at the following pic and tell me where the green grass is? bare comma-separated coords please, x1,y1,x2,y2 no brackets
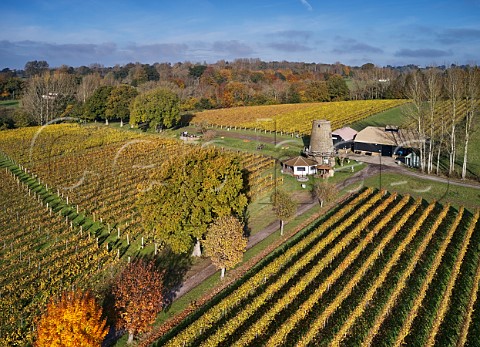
362,172,480,211
0,100,20,108
350,104,412,131
453,122,480,180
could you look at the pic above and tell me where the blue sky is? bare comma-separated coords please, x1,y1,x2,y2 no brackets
1,0,479,69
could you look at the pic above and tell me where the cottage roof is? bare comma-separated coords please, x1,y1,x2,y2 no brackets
282,156,318,167
332,127,358,141
354,126,419,148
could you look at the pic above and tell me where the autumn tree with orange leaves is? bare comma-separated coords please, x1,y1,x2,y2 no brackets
35,291,108,347
112,260,165,344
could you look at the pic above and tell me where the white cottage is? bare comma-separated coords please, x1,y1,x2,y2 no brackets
281,156,318,176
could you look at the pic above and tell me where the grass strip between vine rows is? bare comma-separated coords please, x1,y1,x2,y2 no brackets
161,189,377,346
362,200,436,346
213,192,395,347
425,210,480,346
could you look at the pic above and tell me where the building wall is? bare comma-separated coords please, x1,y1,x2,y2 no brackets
309,120,334,154
293,166,317,176
354,142,382,154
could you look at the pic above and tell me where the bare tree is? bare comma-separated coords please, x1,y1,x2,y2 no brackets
461,66,479,179
22,71,77,124
424,67,443,174
445,67,465,176
404,69,427,173
77,73,102,104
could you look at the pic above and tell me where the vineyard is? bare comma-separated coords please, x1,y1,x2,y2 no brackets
154,188,480,347
191,99,409,134
0,123,280,345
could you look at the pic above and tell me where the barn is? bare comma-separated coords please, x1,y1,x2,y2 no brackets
353,126,419,165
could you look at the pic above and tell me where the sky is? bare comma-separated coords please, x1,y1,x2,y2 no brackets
1,0,479,70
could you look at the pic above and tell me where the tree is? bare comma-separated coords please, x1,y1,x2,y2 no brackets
327,74,349,100
128,64,148,86
35,291,107,347
462,66,479,179
313,180,338,207
271,189,297,235
22,71,77,125
445,67,465,176
24,60,49,77
112,260,164,344
305,81,329,102
77,73,102,104
137,147,247,255
404,69,427,173
424,67,443,174
83,85,114,123
204,215,248,279
189,64,207,79
129,88,180,130
105,85,138,126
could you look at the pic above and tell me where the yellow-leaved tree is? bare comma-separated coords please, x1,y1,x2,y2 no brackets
271,189,297,235
35,291,108,347
204,215,248,279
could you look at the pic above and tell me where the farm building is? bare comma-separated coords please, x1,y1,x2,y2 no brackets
353,126,420,166
332,127,357,150
281,156,318,176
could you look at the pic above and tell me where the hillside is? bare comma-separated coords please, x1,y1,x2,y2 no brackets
191,100,409,134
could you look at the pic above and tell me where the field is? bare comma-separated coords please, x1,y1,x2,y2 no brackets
0,100,20,108
2,103,480,346
0,123,281,345
191,100,409,134
153,188,480,346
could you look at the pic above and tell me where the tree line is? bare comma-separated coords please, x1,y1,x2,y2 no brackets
403,65,479,179
1,58,470,129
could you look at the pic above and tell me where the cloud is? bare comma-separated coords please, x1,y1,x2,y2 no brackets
268,30,313,40
395,48,452,58
0,40,118,68
300,0,313,11
267,41,312,52
437,28,480,44
0,40,191,68
0,40,116,57
211,40,255,57
332,38,383,54
125,43,189,60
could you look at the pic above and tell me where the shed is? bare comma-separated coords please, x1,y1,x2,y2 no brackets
281,156,318,176
353,126,419,157
332,127,358,150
